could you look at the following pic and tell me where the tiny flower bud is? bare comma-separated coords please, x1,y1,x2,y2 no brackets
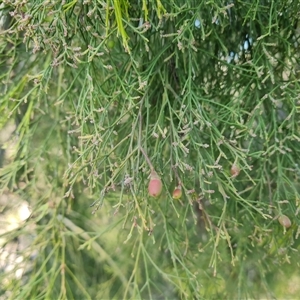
172,186,182,199
278,215,291,228
231,164,240,177
148,171,162,197
106,39,115,49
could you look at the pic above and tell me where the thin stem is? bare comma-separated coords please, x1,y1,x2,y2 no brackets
172,165,182,186
140,146,155,172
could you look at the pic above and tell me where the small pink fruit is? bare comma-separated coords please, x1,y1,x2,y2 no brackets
278,215,291,228
231,164,240,177
148,171,162,197
172,186,182,199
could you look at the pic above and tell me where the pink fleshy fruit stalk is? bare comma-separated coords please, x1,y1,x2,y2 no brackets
172,186,182,199
148,171,162,197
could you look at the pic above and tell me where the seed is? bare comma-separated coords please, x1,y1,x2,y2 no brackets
148,171,162,197
172,186,182,199
278,215,291,228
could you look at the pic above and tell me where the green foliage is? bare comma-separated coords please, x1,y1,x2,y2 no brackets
1,0,300,299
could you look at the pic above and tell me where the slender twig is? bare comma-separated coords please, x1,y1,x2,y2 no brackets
172,165,182,186
140,146,155,172
137,96,155,173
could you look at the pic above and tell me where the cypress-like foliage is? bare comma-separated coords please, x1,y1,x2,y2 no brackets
1,1,300,299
